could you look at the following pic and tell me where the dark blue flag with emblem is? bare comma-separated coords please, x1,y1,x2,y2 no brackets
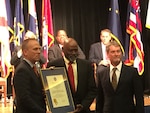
14,0,25,46
6,0,14,53
107,0,124,54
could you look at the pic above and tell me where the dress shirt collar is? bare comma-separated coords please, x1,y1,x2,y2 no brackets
58,44,63,50
23,58,34,68
101,42,105,47
110,61,122,72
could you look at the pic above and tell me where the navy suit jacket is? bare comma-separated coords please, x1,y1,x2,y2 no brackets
96,63,144,113
48,44,86,62
14,60,46,113
89,42,103,65
47,58,97,113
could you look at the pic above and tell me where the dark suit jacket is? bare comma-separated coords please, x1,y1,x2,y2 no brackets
89,42,103,65
13,60,46,113
96,63,144,113
47,58,97,113
10,46,22,68
48,44,86,62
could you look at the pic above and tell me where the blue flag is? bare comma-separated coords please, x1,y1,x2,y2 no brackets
107,0,124,54
14,0,25,46
6,0,14,52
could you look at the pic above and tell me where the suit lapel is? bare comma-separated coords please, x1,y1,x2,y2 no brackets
56,45,63,57
116,64,126,90
74,59,83,92
23,60,39,79
105,67,115,91
75,59,79,91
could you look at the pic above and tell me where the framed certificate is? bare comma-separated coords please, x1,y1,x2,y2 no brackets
40,67,75,113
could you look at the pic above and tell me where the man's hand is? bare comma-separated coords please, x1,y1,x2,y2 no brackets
72,104,83,113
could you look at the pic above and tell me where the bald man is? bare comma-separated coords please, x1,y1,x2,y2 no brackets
47,38,97,113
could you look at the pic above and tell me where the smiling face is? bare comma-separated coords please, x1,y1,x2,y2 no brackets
100,29,112,45
56,30,68,45
106,41,123,66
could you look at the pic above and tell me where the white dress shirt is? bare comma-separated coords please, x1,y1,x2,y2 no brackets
63,57,78,91
109,62,122,83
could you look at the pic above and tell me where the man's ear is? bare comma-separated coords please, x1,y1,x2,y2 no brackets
23,49,27,56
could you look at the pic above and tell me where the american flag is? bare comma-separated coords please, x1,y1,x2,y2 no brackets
14,0,25,46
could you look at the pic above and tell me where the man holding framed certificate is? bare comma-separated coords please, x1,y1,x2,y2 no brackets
47,38,97,113
13,38,51,113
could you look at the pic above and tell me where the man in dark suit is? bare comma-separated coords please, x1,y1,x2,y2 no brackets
89,29,112,66
10,31,46,68
48,30,86,62
47,38,97,113
13,38,51,113
96,41,144,113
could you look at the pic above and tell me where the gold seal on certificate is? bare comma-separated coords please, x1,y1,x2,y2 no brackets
40,67,75,113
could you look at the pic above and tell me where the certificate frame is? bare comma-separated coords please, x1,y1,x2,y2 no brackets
40,67,75,113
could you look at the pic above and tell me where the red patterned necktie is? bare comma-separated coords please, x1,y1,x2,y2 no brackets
68,62,75,93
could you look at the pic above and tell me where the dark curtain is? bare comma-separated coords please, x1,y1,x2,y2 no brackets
10,0,150,90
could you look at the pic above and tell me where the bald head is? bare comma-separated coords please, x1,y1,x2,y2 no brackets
63,38,78,47
63,38,79,62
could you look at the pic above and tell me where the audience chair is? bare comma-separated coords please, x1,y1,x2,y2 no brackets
0,77,7,107
90,63,97,112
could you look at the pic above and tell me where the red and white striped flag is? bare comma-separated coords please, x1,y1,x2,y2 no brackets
125,0,144,75
0,0,11,76
42,0,54,65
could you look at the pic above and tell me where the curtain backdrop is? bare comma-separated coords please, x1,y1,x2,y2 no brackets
10,0,150,90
